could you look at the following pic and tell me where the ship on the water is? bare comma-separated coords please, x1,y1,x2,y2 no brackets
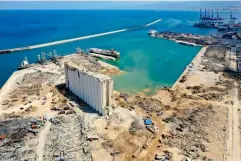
18,57,29,70
193,9,223,29
88,48,120,59
193,23,218,28
194,9,239,32
148,30,158,36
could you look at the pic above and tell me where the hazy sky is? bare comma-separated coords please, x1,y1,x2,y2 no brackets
0,1,240,10
0,0,241,2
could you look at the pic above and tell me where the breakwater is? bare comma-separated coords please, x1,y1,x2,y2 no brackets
0,19,161,55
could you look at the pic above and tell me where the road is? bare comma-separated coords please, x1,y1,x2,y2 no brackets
231,88,241,161
36,121,51,161
226,46,241,161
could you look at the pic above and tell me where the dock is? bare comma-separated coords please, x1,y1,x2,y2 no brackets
172,46,207,89
150,31,217,46
0,19,161,55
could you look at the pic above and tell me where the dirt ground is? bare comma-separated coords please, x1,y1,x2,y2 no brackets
0,46,240,161
152,45,240,161
0,54,123,161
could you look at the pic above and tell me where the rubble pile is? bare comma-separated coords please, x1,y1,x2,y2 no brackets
179,75,187,83
202,60,228,72
21,72,60,85
205,45,226,61
11,84,41,97
131,96,163,113
181,93,200,101
161,104,226,160
44,114,92,161
201,45,229,72
0,116,39,161
186,86,206,94
216,77,236,90
70,55,104,73
186,85,228,101
198,92,225,101
222,72,241,82
129,117,145,135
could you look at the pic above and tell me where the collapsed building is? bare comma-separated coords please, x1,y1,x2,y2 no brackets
64,62,113,115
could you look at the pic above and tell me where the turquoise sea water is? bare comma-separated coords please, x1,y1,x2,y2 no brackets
103,33,201,95
0,10,239,94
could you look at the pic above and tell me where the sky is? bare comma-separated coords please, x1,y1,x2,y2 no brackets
0,1,240,10
0,0,241,2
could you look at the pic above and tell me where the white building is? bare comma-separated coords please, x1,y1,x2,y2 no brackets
64,63,113,115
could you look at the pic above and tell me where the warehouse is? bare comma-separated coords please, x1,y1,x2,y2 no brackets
64,63,113,115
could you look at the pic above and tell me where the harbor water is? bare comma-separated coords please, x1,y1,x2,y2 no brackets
0,10,239,94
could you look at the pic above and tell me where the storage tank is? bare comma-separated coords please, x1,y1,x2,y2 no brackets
64,63,113,115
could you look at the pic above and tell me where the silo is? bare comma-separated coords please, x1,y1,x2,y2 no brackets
64,63,113,115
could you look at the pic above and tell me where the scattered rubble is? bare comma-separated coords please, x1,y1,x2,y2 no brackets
21,72,60,85
0,115,46,161
129,117,144,135
44,114,92,161
160,104,227,160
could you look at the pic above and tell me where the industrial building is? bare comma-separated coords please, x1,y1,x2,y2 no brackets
64,63,113,115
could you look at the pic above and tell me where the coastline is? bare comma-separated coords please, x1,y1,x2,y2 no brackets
0,69,35,105
0,46,206,98
171,46,207,89
0,53,121,91
152,44,239,160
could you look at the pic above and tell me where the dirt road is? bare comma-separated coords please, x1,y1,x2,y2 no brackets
137,114,164,161
226,87,241,161
36,121,51,161
232,88,241,161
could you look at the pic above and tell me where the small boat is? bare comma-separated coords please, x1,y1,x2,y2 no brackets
88,48,120,58
18,56,30,70
148,30,158,36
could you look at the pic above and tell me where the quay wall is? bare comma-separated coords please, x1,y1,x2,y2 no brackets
172,46,207,89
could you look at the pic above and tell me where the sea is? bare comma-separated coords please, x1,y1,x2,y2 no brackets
0,10,240,95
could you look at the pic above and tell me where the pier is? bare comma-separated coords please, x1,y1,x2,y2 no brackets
150,31,217,46
171,46,207,89
0,19,161,55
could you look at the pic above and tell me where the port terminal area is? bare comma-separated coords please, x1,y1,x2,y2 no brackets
149,30,241,47
1,41,241,161
1,24,241,161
